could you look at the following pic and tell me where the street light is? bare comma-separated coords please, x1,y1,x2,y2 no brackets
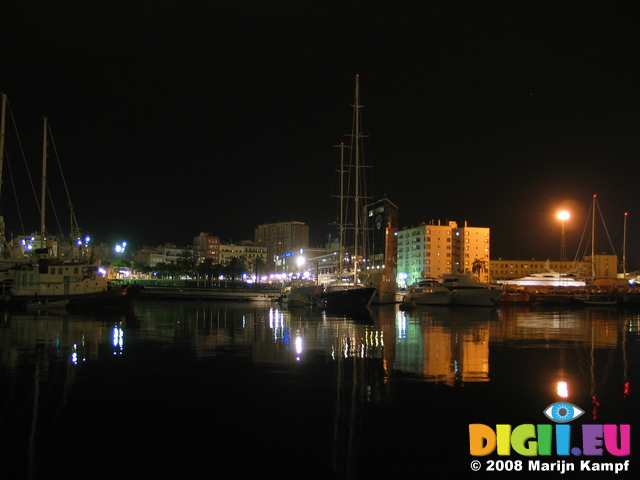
557,211,570,261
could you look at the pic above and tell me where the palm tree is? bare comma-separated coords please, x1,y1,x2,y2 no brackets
197,257,224,285
472,258,487,278
167,260,180,279
154,262,169,279
224,256,247,283
251,255,266,283
177,249,197,278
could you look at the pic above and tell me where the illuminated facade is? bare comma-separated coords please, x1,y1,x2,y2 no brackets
192,232,221,263
219,241,268,279
255,221,309,271
397,221,491,287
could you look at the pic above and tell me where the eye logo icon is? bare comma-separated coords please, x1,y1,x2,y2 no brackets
543,402,585,423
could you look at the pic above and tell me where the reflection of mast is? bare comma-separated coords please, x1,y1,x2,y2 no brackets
591,195,596,278
590,318,599,420
622,318,629,398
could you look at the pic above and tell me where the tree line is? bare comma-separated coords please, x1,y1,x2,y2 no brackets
110,249,266,283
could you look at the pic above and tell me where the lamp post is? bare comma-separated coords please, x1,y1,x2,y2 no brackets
557,211,570,261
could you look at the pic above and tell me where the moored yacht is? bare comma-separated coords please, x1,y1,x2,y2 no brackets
280,282,324,307
320,281,377,309
403,278,453,305
440,272,504,306
9,252,142,308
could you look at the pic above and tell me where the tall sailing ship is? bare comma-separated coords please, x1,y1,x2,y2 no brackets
319,76,376,310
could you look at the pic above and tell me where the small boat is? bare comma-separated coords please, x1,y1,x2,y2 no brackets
497,290,537,304
570,294,620,306
399,299,416,310
403,278,453,306
25,298,70,309
440,272,504,307
279,283,323,307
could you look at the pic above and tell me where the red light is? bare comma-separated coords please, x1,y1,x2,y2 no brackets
591,395,600,420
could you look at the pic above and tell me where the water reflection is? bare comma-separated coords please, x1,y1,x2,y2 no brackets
0,301,637,479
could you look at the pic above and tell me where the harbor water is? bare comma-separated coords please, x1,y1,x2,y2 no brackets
1,300,638,479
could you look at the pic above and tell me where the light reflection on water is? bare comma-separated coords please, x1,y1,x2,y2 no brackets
0,301,638,479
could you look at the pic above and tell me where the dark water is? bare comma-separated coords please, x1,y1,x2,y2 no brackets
1,300,638,479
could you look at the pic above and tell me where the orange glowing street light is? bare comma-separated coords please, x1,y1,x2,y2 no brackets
557,210,570,261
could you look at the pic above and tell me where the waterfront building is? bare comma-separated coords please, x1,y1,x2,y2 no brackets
255,221,309,271
192,232,221,264
219,241,267,268
490,255,618,281
236,241,269,280
134,243,186,267
397,221,491,287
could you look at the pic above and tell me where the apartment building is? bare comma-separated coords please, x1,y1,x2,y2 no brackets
397,221,491,287
255,221,309,271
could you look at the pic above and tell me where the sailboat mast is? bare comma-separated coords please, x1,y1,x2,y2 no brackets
335,142,347,273
0,94,5,203
623,212,628,277
353,75,361,283
0,94,6,253
41,117,48,240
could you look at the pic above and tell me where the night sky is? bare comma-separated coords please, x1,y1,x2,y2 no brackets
2,2,640,268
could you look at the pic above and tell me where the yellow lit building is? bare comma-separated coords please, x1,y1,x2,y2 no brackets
397,220,491,287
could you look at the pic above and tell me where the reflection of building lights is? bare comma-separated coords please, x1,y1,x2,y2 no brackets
112,326,124,355
70,343,84,365
295,335,303,362
396,311,408,340
557,381,569,398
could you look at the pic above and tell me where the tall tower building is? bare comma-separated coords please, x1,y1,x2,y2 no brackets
366,197,399,304
255,221,309,271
